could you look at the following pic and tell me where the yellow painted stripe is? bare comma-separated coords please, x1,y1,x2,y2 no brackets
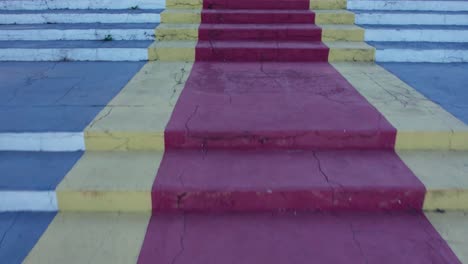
56,151,163,211
326,41,375,62
24,213,150,264
397,150,468,211
310,0,347,10
85,62,194,150
332,62,468,150
161,9,201,24
315,10,355,25
156,23,199,41
166,0,348,10
321,24,364,41
425,211,468,263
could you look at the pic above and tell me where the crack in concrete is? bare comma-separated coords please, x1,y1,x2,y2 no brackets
0,213,18,250
87,107,113,128
349,222,369,264
184,105,199,136
171,213,187,264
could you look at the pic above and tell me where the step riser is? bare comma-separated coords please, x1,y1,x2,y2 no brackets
347,0,468,12
152,190,425,212
376,49,468,63
365,29,468,43
0,14,161,24
201,12,315,24
356,13,468,26
165,131,394,149
0,0,165,10
198,28,322,41
0,48,148,61
203,0,309,10
196,49,328,61
0,29,155,41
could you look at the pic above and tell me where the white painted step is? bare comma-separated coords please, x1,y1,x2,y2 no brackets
0,0,165,10
364,25,468,42
0,23,157,41
0,9,162,24
0,40,151,61
370,42,468,62
354,11,468,26
348,0,468,12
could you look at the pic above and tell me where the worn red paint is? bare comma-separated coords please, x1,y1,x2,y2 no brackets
153,149,424,212
138,212,461,264
165,62,396,150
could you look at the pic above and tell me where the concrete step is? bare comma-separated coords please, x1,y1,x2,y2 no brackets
153,149,424,212
0,9,163,24
164,0,346,10
2,211,464,263
149,39,374,62
155,23,364,42
198,24,323,41
0,40,152,61
368,41,468,62
195,40,329,61
0,0,165,10
347,0,468,12
2,149,468,212
201,9,316,24
161,9,355,25
353,10,468,26
363,25,468,43
0,23,158,41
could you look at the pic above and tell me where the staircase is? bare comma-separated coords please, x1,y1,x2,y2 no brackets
348,0,468,62
0,0,467,263
150,0,375,61
0,0,164,61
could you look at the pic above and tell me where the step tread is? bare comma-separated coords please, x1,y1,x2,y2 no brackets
164,62,393,149
138,212,460,264
0,40,153,48
0,61,145,132
0,23,158,30
196,40,328,48
368,41,468,50
0,151,82,190
8,212,463,264
153,149,424,211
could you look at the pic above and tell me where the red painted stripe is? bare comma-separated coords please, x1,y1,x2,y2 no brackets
138,212,461,264
201,9,316,24
152,149,424,212
204,0,310,10
198,24,322,41
165,62,395,149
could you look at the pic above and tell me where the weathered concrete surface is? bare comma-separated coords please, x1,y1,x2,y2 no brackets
398,151,468,211
379,63,468,123
427,211,468,263
153,149,424,212
24,213,150,264
85,61,193,151
0,212,55,264
0,62,144,132
139,212,460,264
57,151,162,211
165,62,395,149
332,62,468,150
